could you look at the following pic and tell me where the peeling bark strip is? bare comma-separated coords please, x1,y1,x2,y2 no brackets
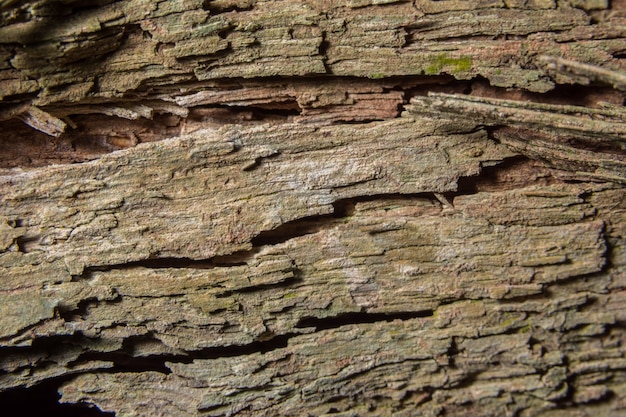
1,0,626,416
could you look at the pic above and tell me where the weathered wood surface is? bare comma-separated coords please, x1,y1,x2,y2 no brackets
1,0,626,416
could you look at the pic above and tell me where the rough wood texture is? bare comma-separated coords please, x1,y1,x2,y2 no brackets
1,0,625,416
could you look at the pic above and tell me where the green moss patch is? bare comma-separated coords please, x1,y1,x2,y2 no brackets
425,54,473,75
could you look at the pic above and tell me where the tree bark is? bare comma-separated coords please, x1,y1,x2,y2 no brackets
0,1,625,416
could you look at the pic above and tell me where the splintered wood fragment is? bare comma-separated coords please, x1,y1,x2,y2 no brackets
408,92,626,183
434,192,454,210
17,106,66,137
409,93,626,144
494,127,626,184
540,55,626,91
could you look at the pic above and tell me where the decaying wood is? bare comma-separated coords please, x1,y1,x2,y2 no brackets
1,0,625,416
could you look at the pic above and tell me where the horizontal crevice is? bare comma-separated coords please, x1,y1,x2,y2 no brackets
216,272,301,298
68,332,296,375
250,214,340,247
406,76,626,109
77,248,266,277
247,197,363,247
295,310,434,331
185,104,301,125
334,192,442,211
201,0,254,13
3,74,624,171
251,193,443,247
77,352,174,375
80,257,218,274
182,332,294,359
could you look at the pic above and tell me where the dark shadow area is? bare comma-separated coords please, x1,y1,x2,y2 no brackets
0,113,184,170
202,0,254,13
250,212,340,247
466,77,625,108
82,256,218,272
296,310,434,331
0,377,115,417
445,155,562,202
611,0,626,10
251,193,441,247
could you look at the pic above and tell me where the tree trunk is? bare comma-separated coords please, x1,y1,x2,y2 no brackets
0,1,625,416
